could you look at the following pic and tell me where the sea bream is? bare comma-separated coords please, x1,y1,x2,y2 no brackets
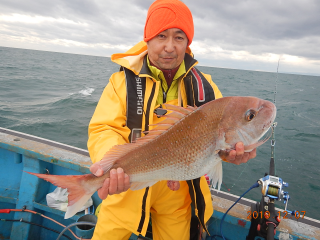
27,96,276,218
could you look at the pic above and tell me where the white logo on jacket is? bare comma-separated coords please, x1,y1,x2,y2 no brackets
136,77,143,115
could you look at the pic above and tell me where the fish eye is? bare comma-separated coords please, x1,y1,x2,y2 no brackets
246,110,257,121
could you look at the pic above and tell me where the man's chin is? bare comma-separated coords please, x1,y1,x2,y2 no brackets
158,62,178,70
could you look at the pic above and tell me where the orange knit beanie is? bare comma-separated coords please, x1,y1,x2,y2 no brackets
144,0,194,46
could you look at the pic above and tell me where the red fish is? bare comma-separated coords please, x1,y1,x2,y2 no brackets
28,96,276,218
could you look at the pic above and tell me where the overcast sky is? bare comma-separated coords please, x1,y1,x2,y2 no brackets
1,0,320,75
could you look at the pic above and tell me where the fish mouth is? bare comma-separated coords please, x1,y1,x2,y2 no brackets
243,124,274,152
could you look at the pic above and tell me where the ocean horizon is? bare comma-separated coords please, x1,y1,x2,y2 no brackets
2,45,320,77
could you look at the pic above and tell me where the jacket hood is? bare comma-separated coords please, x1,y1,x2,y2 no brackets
111,41,194,75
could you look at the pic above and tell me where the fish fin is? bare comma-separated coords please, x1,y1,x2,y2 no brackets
163,103,197,115
26,172,96,218
207,158,223,190
130,181,158,190
149,104,197,131
91,152,117,173
148,124,173,131
65,194,92,219
99,142,147,166
143,130,165,135
163,111,186,119
149,123,174,127
186,105,197,111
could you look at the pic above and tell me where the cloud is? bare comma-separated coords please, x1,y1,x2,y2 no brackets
0,0,320,75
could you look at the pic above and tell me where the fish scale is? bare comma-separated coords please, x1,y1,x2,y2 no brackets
26,96,276,218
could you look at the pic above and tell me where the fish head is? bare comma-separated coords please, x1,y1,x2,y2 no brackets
217,96,276,152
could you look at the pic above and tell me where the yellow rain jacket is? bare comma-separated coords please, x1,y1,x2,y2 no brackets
88,41,223,238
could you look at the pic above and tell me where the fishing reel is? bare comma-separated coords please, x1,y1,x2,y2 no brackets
258,174,297,215
247,121,294,240
258,175,289,202
247,173,297,240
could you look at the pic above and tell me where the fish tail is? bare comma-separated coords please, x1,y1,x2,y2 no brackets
26,171,96,219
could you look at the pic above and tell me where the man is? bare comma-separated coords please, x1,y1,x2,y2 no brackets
88,0,256,239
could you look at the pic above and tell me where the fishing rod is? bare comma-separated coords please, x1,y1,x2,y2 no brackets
246,58,297,240
215,58,298,240
208,58,300,240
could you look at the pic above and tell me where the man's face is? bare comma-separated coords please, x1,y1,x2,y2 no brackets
147,28,188,70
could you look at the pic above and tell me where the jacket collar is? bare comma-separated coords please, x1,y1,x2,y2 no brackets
139,55,152,76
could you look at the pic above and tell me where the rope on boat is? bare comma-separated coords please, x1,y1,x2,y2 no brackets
56,222,96,240
0,208,81,239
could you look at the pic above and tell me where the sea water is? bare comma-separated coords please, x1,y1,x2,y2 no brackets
0,46,319,220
